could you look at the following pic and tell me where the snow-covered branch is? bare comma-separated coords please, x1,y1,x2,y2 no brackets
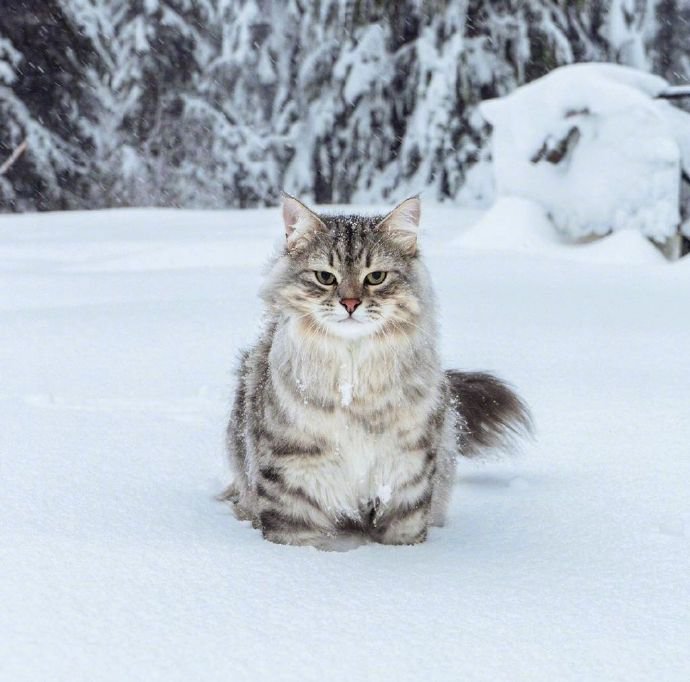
658,86,690,100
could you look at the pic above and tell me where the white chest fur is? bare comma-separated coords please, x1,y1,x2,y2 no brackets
285,404,423,520
269,320,435,520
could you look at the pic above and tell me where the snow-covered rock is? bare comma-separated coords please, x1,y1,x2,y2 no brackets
480,63,690,242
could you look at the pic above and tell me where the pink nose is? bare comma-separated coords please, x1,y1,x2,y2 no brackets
340,298,361,315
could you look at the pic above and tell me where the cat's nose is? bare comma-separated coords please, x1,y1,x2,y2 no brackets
340,298,361,315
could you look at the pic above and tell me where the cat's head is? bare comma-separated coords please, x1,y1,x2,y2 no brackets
263,194,431,341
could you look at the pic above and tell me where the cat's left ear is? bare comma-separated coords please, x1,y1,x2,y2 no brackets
375,195,420,255
281,192,327,249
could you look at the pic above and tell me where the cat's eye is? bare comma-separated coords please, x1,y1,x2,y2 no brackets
315,271,337,285
364,271,387,285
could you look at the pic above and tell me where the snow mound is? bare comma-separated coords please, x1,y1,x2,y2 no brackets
454,197,666,265
453,197,558,253
480,63,688,242
580,229,667,265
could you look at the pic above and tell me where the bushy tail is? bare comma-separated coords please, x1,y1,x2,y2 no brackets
446,370,533,457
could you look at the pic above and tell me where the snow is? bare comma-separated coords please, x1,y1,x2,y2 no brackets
336,25,389,104
376,483,393,507
605,0,650,70
0,37,21,86
455,197,667,265
480,63,689,242
1,205,690,681
339,380,354,408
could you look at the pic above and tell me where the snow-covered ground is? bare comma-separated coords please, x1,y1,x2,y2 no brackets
1,206,689,681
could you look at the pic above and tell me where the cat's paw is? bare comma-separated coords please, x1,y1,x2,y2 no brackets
377,528,428,546
262,528,361,551
373,511,429,545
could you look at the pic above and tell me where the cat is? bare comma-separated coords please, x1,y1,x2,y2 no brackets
221,194,532,549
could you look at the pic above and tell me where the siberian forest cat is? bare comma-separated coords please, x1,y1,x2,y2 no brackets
221,194,532,550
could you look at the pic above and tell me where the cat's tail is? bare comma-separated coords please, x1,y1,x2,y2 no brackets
445,370,534,457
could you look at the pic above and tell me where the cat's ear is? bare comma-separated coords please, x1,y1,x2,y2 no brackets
281,192,326,248
375,195,420,255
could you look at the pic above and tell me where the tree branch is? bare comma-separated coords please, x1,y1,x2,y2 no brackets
0,139,28,176
657,86,690,100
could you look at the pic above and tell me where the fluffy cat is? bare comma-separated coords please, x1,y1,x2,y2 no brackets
221,194,531,549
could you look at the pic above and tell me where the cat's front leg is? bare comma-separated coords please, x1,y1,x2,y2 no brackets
261,523,359,551
258,506,333,548
254,473,337,548
372,491,432,546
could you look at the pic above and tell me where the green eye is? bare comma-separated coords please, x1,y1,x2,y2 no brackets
315,271,337,285
364,271,387,285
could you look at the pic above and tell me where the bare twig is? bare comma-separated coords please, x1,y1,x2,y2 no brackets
0,139,28,176
531,126,581,165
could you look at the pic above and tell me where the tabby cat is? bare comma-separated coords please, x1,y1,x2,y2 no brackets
221,194,531,549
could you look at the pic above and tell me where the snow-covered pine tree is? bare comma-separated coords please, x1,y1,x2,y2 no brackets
280,0,612,204
0,0,92,211
2,0,690,211
0,36,25,203
172,0,287,207
67,0,217,207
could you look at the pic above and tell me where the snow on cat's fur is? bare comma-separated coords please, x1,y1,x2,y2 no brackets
222,195,531,549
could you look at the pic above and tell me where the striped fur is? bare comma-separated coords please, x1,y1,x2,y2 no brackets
221,196,531,549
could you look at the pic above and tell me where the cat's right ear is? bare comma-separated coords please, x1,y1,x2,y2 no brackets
281,192,326,249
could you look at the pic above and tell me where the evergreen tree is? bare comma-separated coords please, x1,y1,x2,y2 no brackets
0,0,94,210
1,0,689,211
